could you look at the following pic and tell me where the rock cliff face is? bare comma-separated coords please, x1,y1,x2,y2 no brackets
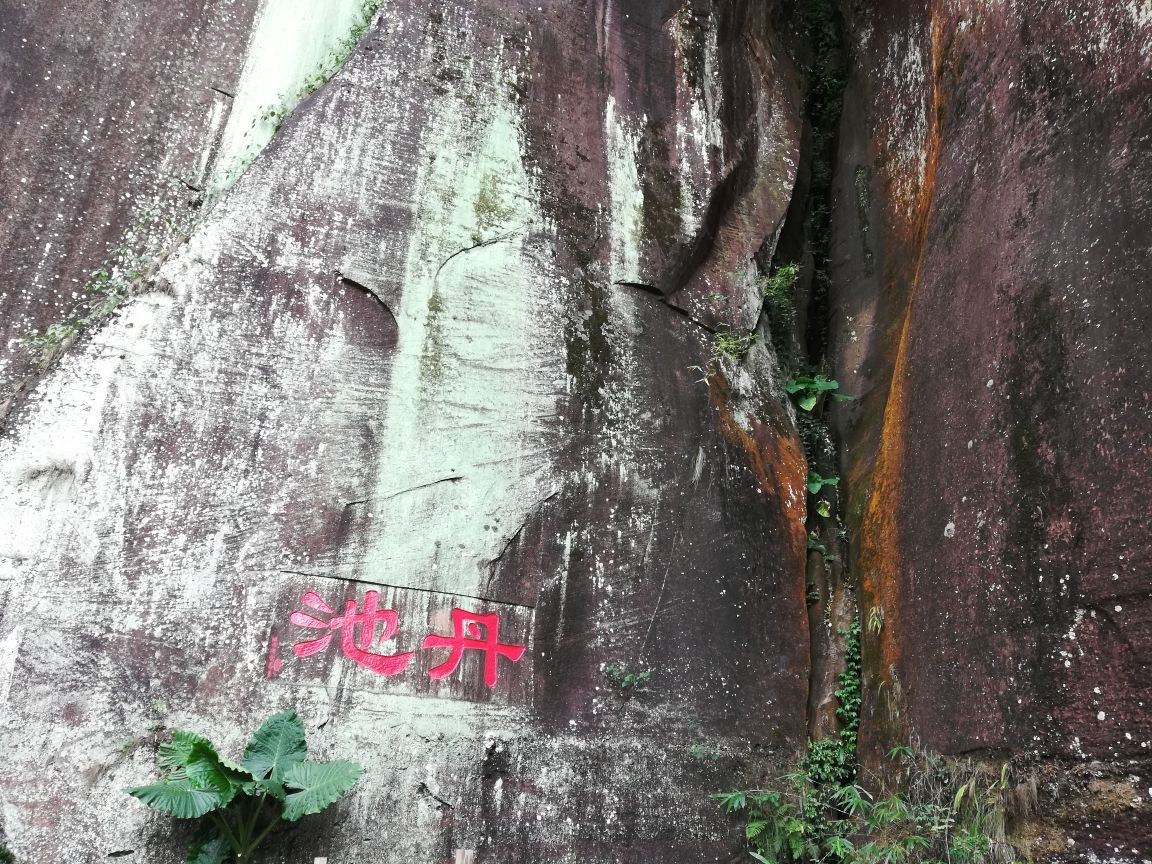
0,0,1147,862
829,0,1151,851
0,1,808,861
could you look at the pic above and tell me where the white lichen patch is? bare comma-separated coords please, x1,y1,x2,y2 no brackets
882,21,931,217
210,0,384,192
360,78,564,599
672,13,723,237
603,96,646,284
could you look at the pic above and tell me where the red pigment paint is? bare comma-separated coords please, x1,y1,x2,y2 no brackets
265,636,282,678
286,593,525,687
290,590,413,676
422,609,526,688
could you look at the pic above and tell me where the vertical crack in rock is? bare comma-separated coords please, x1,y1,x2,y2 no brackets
764,0,856,748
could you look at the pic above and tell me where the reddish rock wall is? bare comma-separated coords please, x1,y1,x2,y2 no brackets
2,0,1149,860
0,0,262,398
830,0,1151,854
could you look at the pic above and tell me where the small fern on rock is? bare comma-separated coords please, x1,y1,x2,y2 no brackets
127,710,362,863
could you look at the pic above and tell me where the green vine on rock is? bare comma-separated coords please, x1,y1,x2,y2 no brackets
20,208,188,371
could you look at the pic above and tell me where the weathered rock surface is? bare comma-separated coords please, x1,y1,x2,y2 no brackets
0,1,808,861
0,0,263,397
830,0,1152,854
3,0,1150,861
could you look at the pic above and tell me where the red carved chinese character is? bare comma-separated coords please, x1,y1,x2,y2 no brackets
422,608,525,687
289,590,414,677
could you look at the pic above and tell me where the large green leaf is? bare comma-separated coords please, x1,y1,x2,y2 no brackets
158,730,215,773
186,820,231,864
240,777,287,801
160,730,248,777
127,778,222,819
281,760,363,821
241,710,307,781
186,742,247,807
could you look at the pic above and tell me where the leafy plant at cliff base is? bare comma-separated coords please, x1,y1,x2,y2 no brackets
714,620,1019,864
127,710,362,864
786,375,853,412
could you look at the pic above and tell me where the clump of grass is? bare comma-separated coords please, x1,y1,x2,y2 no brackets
713,330,759,362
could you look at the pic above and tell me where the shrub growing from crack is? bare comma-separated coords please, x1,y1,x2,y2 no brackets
761,262,800,362
713,330,759,362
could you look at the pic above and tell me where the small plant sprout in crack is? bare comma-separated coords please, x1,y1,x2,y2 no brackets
806,470,839,495
807,532,837,564
786,374,854,412
868,605,885,634
815,499,832,518
603,663,652,692
713,330,759,362
126,710,362,864
688,329,759,385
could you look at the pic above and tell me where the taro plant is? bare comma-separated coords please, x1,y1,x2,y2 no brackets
785,375,853,412
127,710,362,864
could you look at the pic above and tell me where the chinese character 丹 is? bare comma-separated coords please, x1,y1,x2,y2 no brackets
289,590,414,677
422,608,525,688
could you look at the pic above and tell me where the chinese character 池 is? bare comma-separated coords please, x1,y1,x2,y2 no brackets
287,591,525,688
289,590,413,676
